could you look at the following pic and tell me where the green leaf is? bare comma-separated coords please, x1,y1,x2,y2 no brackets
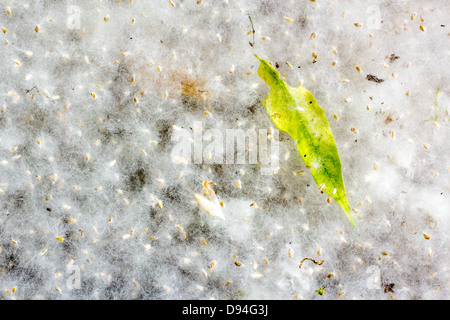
315,286,326,296
255,54,355,227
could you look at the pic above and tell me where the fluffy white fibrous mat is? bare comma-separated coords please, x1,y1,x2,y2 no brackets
0,0,449,300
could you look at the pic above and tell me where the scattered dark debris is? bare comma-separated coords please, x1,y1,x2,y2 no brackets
384,283,395,293
366,74,384,83
128,167,147,192
46,208,52,212
299,17,308,28
385,114,399,124
163,185,182,203
275,62,280,69
388,54,400,63
246,101,258,114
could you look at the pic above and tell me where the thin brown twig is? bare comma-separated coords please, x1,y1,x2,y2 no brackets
299,257,324,269
248,13,255,47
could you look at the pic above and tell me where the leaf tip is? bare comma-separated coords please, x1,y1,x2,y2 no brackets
345,206,356,228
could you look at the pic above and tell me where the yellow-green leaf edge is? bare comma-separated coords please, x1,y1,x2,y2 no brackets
255,54,355,227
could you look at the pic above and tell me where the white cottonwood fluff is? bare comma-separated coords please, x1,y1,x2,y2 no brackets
0,0,449,299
